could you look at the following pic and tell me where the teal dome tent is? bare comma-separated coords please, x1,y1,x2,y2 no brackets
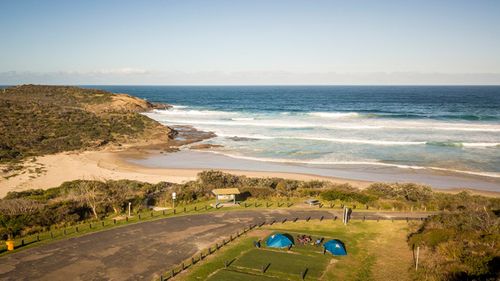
323,239,347,256
266,233,293,248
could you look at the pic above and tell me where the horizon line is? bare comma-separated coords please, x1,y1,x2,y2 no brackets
2,84,500,87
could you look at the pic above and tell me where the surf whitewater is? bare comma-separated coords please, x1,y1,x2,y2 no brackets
91,85,500,178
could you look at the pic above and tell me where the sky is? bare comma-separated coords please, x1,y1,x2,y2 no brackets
1,0,500,85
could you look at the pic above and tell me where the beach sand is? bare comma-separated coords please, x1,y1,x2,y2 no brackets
0,148,370,198
1,146,498,198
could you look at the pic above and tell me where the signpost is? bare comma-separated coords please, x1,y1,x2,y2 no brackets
172,192,177,209
415,246,420,271
342,207,351,225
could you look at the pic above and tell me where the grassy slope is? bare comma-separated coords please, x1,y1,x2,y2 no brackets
0,85,174,163
180,220,413,281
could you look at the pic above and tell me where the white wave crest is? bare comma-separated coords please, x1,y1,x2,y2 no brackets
218,134,499,148
171,105,189,109
198,150,500,178
231,117,255,121
308,112,360,118
153,108,236,116
462,142,499,147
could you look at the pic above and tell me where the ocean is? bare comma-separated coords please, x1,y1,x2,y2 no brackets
89,85,500,180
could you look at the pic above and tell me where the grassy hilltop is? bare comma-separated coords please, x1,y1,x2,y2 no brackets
0,85,175,163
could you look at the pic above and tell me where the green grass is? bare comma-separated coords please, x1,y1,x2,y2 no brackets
265,220,413,281
231,248,330,280
207,269,283,281
181,220,413,281
180,236,257,281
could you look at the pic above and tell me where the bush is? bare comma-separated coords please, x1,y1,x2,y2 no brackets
408,211,500,280
0,85,171,163
366,182,432,202
320,189,374,204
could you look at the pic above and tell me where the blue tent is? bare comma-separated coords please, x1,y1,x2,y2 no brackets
266,233,293,248
323,239,347,256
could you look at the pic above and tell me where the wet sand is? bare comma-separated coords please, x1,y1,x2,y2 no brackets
128,149,500,192
1,146,499,198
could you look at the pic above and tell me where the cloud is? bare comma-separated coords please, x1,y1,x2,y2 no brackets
92,68,150,75
1,70,500,85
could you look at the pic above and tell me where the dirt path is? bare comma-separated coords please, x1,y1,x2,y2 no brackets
0,210,430,281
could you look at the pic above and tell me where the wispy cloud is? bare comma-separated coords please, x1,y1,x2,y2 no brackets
1,70,499,85
92,68,150,75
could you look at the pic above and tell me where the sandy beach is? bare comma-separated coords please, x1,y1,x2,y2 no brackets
0,147,371,198
1,146,499,198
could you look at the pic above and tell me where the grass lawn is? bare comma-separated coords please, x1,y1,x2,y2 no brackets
231,247,330,280
207,269,283,281
179,220,413,281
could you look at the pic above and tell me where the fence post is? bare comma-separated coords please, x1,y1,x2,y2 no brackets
102,221,105,227
63,229,67,235
174,209,176,214
89,223,92,229
138,214,141,220
76,226,79,232
37,235,40,241
50,232,54,238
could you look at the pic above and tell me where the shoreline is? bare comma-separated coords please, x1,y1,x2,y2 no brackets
1,145,499,198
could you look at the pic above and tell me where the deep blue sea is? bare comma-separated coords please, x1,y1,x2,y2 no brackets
88,86,500,178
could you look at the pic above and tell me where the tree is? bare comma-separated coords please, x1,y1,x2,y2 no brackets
105,180,133,214
69,181,105,219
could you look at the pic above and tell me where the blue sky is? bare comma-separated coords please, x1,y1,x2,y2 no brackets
1,0,499,84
